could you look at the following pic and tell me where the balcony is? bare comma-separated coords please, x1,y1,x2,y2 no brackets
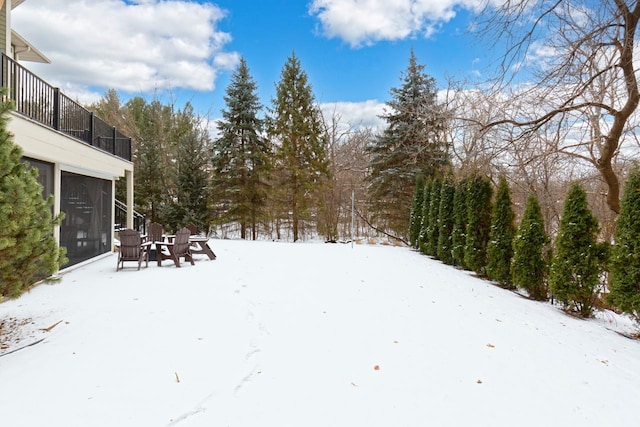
0,53,131,162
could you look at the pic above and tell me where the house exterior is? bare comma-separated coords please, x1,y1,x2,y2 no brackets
1,0,136,268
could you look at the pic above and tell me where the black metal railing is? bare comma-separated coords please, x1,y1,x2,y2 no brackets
0,53,132,161
115,199,146,234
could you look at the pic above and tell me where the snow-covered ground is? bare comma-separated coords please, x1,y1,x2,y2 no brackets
1,239,639,427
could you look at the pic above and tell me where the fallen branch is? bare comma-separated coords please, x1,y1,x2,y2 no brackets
40,320,63,332
353,206,409,246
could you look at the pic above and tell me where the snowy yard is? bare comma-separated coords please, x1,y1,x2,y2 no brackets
1,239,639,426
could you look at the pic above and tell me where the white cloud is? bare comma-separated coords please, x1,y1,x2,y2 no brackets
320,100,386,130
11,0,239,100
309,0,484,47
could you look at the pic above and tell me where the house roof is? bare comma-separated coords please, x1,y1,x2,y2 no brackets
12,29,50,63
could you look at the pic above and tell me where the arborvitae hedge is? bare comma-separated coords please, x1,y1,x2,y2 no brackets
608,166,640,321
418,178,432,254
549,183,605,317
486,175,516,288
451,178,468,268
409,175,425,248
437,178,455,265
511,193,548,300
425,177,442,257
464,174,493,276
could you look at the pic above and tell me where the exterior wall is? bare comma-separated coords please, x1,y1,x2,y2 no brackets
10,111,134,268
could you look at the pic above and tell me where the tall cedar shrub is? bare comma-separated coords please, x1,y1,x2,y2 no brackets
511,193,548,300
426,177,442,257
0,98,66,297
366,50,446,239
437,178,455,264
549,183,604,317
418,178,432,254
464,174,493,276
608,166,640,321
409,175,425,248
486,175,516,288
451,178,468,268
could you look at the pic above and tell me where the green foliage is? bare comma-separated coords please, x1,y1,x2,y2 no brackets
213,58,270,239
511,193,548,300
464,174,493,276
549,183,604,317
451,178,468,268
425,177,442,256
409,175,425,248
437,178,455,265
486,176,516,288
608,166,640,321
166,103,211,232
366,49,447,239
268,52,329,241
418,179,432,253
0,97,65,298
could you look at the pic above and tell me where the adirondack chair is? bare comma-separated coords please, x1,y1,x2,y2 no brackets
161,227,194,267
147,222,165,261
117,229,151,271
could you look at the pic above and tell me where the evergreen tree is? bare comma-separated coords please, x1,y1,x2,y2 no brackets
418,178,432,253
486,175,516,288
425,177,442,257
268,52,329,241
127,97,174,224
511,193,548,300
409,175,425,248
437,177,455,265
549,183,604,317
168,103,211,232
608,166,640,321
464,174,493,276
451,178,468,268
213,58,270,239
366,49,447,239
0,98,65,297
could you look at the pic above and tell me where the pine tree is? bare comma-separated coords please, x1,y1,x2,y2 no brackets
486,175,516,288
0,98,65,298
451,178,468,268
549,183,604,317
366,49,447,239
511,193,548,300
608,166,640,321
213,58,270,239
437,177,455,265
464,174,493,276
418,178,432,253
268,52,329,241
169,103,211,232
409,175,425,248
425,177,442,257
127,97,173,224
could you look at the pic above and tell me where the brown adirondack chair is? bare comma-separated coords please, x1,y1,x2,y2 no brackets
117,229,151,271
147,222,165,262
160,227,194,267
147,222,164,243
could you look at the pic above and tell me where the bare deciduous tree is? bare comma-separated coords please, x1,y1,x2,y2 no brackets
475,0,640,214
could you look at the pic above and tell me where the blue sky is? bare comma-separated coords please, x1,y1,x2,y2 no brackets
12,0,495,128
